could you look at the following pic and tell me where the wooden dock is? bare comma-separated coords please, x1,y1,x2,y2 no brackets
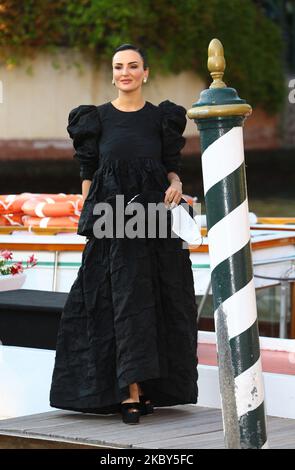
0,405,294,449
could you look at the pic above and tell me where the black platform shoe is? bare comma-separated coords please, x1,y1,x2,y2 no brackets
120,401,141,424
139,395,154,416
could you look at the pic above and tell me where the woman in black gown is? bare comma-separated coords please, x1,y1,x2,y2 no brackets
49,43,198,425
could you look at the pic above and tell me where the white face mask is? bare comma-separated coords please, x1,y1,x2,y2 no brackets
170,202,202,246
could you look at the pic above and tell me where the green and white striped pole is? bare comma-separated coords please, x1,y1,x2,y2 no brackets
187,39,268,449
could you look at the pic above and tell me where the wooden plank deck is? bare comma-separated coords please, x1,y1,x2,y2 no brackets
0,405,294,449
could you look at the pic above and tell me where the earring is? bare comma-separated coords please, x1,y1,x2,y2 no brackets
112,79,115,85
143,78,147,83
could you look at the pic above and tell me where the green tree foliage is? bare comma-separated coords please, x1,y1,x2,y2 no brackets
0,0,285,112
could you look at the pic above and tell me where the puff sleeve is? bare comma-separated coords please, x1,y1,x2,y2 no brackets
158,100,187,174
67,105,101,182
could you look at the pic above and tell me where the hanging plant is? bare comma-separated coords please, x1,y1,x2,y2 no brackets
0,0,286,113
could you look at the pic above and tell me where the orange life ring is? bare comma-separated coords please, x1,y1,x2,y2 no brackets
0,193,35,214
21,197,81,217
0,193,83,213
0,213,23,226
38,193,83,202
22,215,80,228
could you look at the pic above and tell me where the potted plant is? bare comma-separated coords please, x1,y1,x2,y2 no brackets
0,250,37,291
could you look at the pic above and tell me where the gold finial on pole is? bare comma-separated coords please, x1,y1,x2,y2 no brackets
208,38,226,89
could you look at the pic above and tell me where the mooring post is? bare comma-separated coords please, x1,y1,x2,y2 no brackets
187,39,268,449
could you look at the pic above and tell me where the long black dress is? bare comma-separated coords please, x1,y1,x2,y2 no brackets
49,99,199,414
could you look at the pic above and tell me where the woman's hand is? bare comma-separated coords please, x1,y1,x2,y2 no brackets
82,179,92,203
164,179,183,209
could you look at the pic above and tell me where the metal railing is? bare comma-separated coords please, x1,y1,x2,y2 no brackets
197,255,295,338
